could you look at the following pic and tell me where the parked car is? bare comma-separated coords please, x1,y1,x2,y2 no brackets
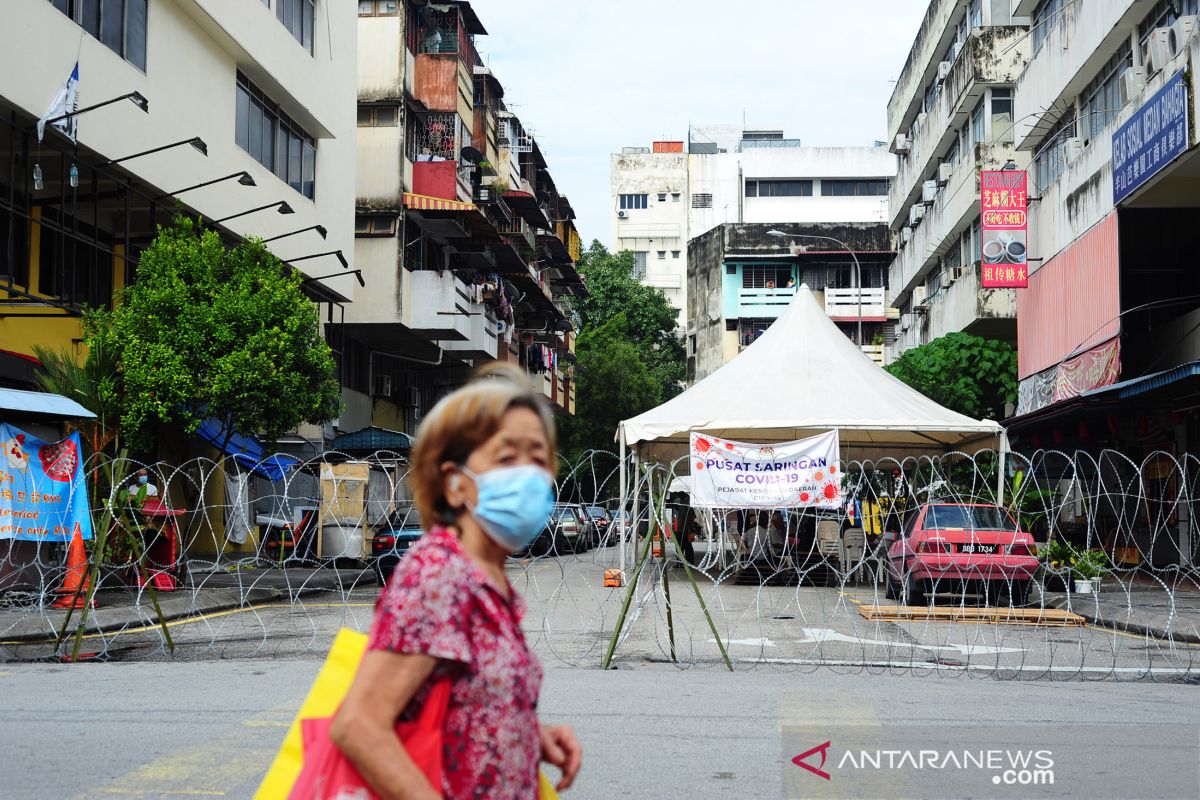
585,505,614,546
371,504,425,585
883,503,1038,606
513,503,591,558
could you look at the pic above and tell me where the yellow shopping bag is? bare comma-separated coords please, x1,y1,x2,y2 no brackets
255,628,369,799
256,627,562,799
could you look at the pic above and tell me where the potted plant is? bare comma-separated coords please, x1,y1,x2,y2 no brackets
1070,548,1109,595
1038,538,1074,592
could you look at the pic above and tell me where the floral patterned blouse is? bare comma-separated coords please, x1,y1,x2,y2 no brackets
368,526,543,800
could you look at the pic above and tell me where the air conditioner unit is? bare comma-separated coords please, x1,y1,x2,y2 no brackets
912,286,927,304
909,204,925,225
1144,27,1172,73
893,134,911,153
617,209,628,219
937,61,952,81
922,179,938,204
1170,16,1198,56
898,314,911,331
940,272,953,290
373,374,392,398
1064,137,1084,163
952,265,967,281
937,162,953,185
1120,66,1148,104
901,226,913,244
399,386,420,408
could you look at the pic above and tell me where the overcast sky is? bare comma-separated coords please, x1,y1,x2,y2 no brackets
466,0,932,244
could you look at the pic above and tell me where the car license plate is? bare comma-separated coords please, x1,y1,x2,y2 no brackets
961,543,996,554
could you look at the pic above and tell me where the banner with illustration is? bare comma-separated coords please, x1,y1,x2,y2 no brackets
689,430,841,508
0,423,93,541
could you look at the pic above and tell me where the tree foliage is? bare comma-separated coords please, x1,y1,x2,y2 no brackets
89,216,341,450
558,241,685,464
33,338,121,457
885,332,1017,420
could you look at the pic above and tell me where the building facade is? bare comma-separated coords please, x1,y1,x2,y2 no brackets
885,0,1029,361
0,1,357,402
350,0,583,432
688,222,894,381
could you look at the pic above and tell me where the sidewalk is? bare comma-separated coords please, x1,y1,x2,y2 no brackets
1043,579,1200,644
0,566,375,647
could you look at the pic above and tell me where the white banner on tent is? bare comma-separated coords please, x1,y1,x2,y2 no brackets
689,430,841,508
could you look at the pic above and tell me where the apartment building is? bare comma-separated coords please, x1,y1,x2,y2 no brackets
1005,0,1200,476
886,0,1030,360
612,128,895,365
0,1,357,407
351,0,584,431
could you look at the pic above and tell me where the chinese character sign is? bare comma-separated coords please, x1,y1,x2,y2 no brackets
1112,70,1189,204
0,424,93,542
980,170,1028,289
689,430,841,508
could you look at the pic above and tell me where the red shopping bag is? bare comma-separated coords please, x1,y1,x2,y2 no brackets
287,678,452,800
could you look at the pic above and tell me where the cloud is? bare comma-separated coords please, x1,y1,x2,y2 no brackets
467,0,931,243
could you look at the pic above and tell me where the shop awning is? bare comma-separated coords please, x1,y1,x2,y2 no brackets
1083,360,1200,400
502,191,549,228
403,192,477,213
0,387,95,419
195,417,297,481
331,426,414,455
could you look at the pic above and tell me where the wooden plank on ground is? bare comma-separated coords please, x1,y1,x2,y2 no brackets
857,604,1086,627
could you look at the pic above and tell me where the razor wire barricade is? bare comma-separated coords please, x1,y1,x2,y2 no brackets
0,447,1198,678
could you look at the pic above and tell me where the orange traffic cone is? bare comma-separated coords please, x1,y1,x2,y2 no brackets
53,523,95,609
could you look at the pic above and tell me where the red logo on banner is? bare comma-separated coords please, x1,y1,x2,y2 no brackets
980,170,1028,288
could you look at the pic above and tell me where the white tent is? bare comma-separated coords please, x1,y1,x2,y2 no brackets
620,285,1003,461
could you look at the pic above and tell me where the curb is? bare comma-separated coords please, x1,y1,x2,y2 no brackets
1045,595,1200,645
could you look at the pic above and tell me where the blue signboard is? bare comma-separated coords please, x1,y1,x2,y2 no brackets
1112,70,1190,204
0,424,93,542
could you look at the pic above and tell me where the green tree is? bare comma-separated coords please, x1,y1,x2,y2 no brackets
89,216,341,450
885,332,1017,420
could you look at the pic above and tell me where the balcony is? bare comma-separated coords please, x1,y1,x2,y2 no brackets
860,345,885,366
824,288,888,320
925,261,1016,342
731,287,795,318
404,270,474,340
890,26,1029,224
440,308,499,361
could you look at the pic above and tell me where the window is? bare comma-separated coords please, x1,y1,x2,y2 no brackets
277,0,316,54
631,251,647,279
971,98,985,145
1080,46,1133,142
1033,112,1077,190
944,136,960,167
657,193,667,202
821,179,888,196
990,88,1014,144
672,192,682,201
672,250,681,259
657,250,667,260
235,73,318,199
1032,0,1065,54
357,105,400,127
355,214,398,237
741,265,792,288
738,318,775,347
359,0,398,15
48,0,147,70
745,179,812,197
619,194,648,210
691,193,712,208
969,0,982,27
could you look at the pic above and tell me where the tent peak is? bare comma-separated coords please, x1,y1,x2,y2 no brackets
799,282,811,291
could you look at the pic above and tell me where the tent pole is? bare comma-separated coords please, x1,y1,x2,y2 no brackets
618,425,627,580
630,454,641,580
997,430,1009,507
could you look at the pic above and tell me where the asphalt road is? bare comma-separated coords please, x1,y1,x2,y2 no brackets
1,660,1198,800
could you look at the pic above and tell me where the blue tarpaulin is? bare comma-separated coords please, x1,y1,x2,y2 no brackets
195,418,298,482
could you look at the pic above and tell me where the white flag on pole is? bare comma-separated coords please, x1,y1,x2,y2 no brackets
37,62,80,143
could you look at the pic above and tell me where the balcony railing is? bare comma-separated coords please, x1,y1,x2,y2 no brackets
825,287,887,319
861,344,885,366
737,287,795,316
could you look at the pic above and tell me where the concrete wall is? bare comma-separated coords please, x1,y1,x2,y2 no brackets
357,12,404,101
686,226,728,380
740,147,893,225
887,0,963,142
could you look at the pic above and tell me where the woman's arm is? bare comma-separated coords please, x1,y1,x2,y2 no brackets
330,650,440,800
539,723,582,791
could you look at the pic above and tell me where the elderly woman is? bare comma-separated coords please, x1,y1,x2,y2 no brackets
330,364,581,799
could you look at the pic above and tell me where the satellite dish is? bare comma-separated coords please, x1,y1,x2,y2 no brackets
460,146,483,164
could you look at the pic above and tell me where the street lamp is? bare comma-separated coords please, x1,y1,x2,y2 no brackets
158,171,255,199
285,249,349,269
767,229,863,346
211,200,294,225
261,224,328,243
100,136,208,167
36,91,149,140
304,269,365,288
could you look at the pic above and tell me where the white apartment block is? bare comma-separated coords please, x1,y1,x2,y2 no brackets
0,1,357,412
886,0,1029,360
611,129,895,333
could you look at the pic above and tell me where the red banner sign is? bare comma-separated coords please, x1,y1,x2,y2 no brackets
980,170,1028,288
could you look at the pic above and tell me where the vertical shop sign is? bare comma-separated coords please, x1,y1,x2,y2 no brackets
980,170,1028,289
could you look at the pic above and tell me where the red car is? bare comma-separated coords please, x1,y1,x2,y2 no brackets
884,503,1038,606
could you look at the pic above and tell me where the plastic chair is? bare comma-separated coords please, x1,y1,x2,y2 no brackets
842,528,867,584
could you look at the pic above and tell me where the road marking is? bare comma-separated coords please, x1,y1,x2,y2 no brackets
710,628,1027,656
747,657,1200,673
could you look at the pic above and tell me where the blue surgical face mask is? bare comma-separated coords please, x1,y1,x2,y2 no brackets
461,464,555,552
137,475,149,485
